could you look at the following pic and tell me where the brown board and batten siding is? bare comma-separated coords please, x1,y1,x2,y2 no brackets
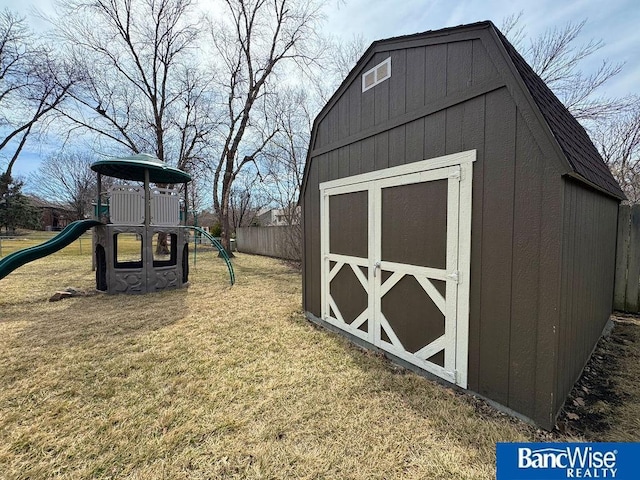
301,21,624,430
556,180,619,414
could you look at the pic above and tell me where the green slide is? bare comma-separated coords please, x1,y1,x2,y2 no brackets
0,219,103,280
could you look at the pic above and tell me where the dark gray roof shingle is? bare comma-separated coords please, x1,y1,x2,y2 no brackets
493,26,625,199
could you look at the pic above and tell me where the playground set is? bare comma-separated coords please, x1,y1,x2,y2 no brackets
0,153,234,290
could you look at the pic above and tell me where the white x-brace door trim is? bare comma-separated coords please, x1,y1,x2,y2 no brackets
320,150,475,388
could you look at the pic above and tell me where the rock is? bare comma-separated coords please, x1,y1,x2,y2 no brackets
64,287,86,295
49,291,73,302
48,287,98,302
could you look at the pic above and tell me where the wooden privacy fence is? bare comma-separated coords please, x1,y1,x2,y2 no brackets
236,226,301,261
615,204,640,313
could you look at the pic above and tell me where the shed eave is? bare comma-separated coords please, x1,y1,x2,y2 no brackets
564,172,626,202
487,24,625,200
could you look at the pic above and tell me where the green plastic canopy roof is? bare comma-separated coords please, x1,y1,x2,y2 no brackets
90,153,192,184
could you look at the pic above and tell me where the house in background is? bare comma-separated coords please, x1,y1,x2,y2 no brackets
27,196,77,231
255,207,300,227
300,21,624,430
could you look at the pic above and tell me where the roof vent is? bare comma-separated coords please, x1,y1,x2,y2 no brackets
362,57,391,92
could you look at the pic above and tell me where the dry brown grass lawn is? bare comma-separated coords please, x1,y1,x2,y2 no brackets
0,244,638,479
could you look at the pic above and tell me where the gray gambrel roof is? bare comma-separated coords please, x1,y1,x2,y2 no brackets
492,25,625,200
304,21,624,201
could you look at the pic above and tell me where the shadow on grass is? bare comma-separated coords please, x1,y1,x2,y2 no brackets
1,289,190,394
276,317,529,475
12,288,189,349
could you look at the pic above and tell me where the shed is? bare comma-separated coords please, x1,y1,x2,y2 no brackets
300,21,625,429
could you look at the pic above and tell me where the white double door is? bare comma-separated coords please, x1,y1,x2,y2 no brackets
320,151,474,388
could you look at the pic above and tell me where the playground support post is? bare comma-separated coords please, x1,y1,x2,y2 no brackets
191,210,198,268
96,173,102,221
183,183,188,227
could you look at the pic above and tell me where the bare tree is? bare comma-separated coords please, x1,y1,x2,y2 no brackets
229,174,268,231
265,89,308,203
0,9,77,178
593,99,640,203
501,13,626,122
264,90,308,196
311,33,368,103
27,150,97,219
501,14,640,199
50,0,215,255
51,0,211,171
240,87,310,261
185,172,207,222
208,0,323,255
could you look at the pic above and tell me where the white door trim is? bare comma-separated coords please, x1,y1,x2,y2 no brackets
320,150,475,388
320,151,475,191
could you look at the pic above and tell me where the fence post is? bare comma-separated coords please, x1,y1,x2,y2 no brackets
614,205,631,311
625,205,640,313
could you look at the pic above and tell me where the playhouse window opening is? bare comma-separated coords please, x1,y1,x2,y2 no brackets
362,57,391,92
153,232,177,267
113,233,143,268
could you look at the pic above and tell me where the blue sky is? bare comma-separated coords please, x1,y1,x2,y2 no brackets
323,0,639,98
1,0,638,177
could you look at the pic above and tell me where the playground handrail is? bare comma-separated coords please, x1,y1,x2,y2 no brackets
185,226,235,286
